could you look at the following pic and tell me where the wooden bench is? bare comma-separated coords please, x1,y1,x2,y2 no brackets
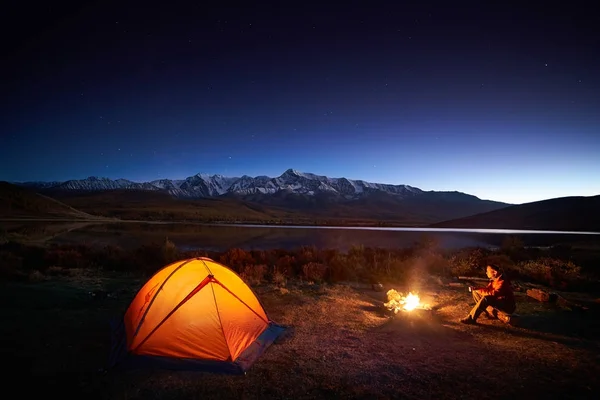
486,306,520,326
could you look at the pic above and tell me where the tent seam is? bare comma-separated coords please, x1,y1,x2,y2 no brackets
203,258,274,323
212,278,269,325
130,258,194,345
210,280,234,362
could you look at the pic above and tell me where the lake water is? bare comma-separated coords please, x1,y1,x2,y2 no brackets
2,220,599,252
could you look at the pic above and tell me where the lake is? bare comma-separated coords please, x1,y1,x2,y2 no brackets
2,220,599,251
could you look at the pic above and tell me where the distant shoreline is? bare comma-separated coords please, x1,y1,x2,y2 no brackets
2,217,599,235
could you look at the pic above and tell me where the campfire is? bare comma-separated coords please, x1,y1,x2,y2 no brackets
383,289,431,314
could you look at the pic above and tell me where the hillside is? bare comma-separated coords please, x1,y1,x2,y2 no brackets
232,190,508,225
45,189,294,223
0,181,98,219
15,169,513,226
430,195,600,232
43,186,512,226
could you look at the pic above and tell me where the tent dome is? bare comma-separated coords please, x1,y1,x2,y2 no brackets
110,257,285,374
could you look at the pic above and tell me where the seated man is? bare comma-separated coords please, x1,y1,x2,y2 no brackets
460,264,516,324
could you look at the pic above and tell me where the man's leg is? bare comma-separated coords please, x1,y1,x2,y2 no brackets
472,290,483,304
468,295,493,321
494,299,516,315
472,291,492,318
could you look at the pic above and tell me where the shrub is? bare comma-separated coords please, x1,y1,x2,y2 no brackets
270,268,287,287
0,251,24,280
219,248,251,272
275,255,296,277
239,264,267,286
327,253,351,282
45,248,86,269
302,262,328,283
28,270,45,282
517,257,582,289
446,248,487,276
162,238,179,264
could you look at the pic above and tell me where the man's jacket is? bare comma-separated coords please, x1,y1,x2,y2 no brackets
477,274,516,310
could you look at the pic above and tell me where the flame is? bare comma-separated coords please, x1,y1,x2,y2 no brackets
384,289,423,313
403,292,420,311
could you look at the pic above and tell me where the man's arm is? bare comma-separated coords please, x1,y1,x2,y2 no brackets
479,279,507,297
475,281,494,295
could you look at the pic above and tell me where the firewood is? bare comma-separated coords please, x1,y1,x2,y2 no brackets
554,294,587,312
371,283,384,292
457,276,490,282
526,288,551,302
486,306,520,326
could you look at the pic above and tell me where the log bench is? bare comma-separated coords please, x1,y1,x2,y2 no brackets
486,306,520,326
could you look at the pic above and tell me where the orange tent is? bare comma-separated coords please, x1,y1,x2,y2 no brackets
109,257,286,374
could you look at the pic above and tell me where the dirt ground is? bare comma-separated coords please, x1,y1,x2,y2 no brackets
2,271,599,399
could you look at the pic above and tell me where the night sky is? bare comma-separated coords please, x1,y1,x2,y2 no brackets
2,1,599,204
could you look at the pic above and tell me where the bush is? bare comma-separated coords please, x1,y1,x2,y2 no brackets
446,248,487,276
517,257,582,289
45,248,86,269
302,262,328,283
0,240,595,292
239,264,267,286
0,251,24,280
325,253,349,282
162,238,179,264
219,248,252,272
271,268,287,287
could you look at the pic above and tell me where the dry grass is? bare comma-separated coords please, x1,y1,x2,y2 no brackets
2,272,599,399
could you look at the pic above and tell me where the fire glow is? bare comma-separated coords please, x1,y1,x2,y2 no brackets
384,289,428,313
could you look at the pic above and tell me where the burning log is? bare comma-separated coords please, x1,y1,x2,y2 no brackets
384,290,421,312
383,289,433,319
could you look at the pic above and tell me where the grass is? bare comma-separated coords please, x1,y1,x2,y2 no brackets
3,268,600,399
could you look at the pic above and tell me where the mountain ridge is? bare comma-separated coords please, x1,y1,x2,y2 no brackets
16,168,506,203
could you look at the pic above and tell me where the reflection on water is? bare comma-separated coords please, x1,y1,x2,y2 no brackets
1,221,599,252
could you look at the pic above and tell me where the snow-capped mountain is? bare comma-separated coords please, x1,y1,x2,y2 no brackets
18,169,429,200
29,176,162,191
13,169,513,224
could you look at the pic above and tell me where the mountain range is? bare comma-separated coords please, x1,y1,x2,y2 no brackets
5,169,598,230
19,168,466,200
12,169,509,225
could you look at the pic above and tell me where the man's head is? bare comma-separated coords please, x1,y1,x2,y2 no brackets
486,264,501,279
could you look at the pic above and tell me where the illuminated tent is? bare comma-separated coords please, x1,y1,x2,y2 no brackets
109,257,286,374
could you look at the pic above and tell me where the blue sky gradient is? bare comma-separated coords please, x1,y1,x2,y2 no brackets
2,1,598,204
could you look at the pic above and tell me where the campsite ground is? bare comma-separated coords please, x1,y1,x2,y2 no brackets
3,270,599,400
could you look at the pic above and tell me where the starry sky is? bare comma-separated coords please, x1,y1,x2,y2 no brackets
2,0,599,204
